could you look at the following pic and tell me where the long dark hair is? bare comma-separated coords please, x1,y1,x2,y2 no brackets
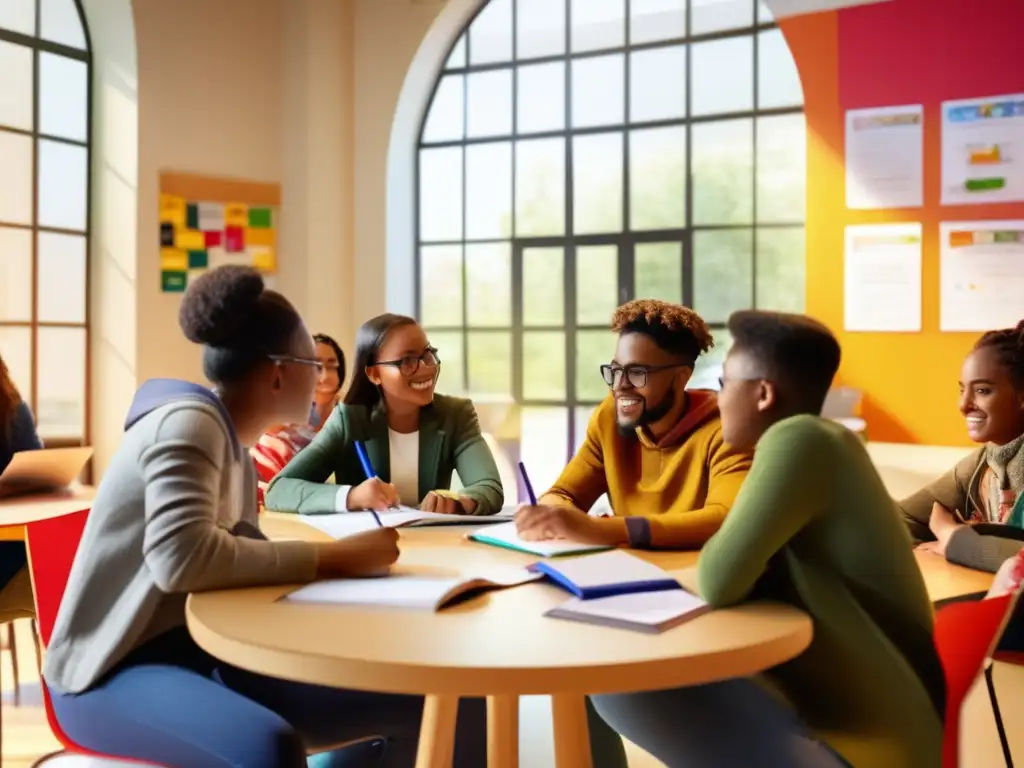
313,333,347,391
344,313,418,409
0,355,22,441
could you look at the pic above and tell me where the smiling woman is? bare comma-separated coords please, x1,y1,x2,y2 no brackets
264,313,505,517
900,320,1024,572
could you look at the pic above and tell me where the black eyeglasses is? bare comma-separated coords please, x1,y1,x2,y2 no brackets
372,347,440,377
268,354,323,373
600,363,692,389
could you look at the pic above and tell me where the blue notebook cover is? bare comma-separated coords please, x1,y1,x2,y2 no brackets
532,550,681,600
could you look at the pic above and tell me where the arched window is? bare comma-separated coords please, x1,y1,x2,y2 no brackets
416,0,804,492
0,0,91,445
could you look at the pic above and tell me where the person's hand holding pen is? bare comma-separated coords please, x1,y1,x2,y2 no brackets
513,461,616,545
347,440,400,511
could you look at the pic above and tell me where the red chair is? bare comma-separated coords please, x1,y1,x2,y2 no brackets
25,507,159,767
934,591,1019,768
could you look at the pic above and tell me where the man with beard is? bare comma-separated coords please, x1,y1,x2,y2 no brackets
515,299,753,549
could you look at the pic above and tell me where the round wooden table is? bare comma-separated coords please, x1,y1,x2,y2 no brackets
188,514,813,768
0,486,95,531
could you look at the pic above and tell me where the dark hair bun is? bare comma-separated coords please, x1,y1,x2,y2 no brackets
179,265,265,347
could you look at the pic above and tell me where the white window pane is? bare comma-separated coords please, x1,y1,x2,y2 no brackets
573,132,623,234
630,126,686,230
466,69,512,138
630,0,686,44
517,0,566,59
38,231,87,323
630,46,686,123
692,119,753,225
445,34,466,69
40,53,88,142
515,138,566,237
465,243,512,326
0,327,33,404
758,29,803,109
757,114,806,223
691,0,754,35
469,0,512,65
465,141,512,240
38,139,88,231
517,62,565,134
0,131,33,225
422,75,464,143
692,37,754,116
0,226,33,321
0,41,33,132
419,246,463,328
0,0,35,35
570,0,624,53
520,407,569,496
571,54,624,128
757,1,774,22
418,147,463,242
37,327,87,439
40,0,87,50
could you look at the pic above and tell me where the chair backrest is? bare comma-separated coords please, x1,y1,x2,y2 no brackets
24,507,89,649
934,592,1018,767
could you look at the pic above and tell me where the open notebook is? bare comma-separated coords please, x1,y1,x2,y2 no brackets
546,589,710,634
281,567,542,612
0,446,92,498
300,507,512,540
532,550,681,599
467,521,613,558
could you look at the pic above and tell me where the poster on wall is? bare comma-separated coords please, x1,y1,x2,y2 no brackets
845,104,924,210
843,223,922,332
940,220,1024,332
158,172,281,293
941,94,1024,205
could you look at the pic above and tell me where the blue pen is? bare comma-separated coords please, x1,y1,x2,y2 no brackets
518,461,538,506
355,440,395,516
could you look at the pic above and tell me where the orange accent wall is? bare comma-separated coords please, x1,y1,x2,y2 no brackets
779,0,1024,447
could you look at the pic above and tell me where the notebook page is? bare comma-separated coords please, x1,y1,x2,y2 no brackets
541,550,679,590
471,521,611,556
299,513,381,539
282,574,464,610
555,588,707,625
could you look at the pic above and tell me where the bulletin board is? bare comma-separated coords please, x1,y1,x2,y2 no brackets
158,171,281,293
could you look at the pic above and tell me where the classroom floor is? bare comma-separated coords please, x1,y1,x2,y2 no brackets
3,613,1019,767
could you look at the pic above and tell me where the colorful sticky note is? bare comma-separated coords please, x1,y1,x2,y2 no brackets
161,270,187,293
224,203,249,227
248,207,273,228
160,222,175,247
159,194,186,227
204,230,222,248
188,250,208,269
251,246,276,273
186,204,200,230
160,248,188,271
175,229,206,251
245,227,274,247
198,202,225,232
224,226,245,252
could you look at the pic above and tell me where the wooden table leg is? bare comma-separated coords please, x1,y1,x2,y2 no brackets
551,694,592,768
415,694,459,768
486,695,519,767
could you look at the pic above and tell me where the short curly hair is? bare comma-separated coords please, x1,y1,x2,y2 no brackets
974,320,1024,388
610,299,714,363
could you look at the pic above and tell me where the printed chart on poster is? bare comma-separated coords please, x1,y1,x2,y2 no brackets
940,221,1024,332
941,94,1024,205
843,223,922,332
158,173,281,293
845,104,924,210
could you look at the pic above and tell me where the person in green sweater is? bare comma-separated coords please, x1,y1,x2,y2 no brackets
589,311,944,768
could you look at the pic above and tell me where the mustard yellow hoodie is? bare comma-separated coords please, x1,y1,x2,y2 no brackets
544,390,752,549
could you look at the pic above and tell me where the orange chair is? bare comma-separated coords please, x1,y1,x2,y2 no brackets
934,591,1019,768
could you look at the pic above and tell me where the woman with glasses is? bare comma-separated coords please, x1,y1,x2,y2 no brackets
265,313,503,516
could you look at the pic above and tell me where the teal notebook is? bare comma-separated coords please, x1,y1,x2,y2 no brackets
467,521,613,558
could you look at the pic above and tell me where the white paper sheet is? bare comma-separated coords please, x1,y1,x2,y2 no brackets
845,104,924,209
468,521,612,557
941,94,1024,205
539,550,678,591
548,589,709,631
843,223,922,332
939,220,1024,331
299,507,510,539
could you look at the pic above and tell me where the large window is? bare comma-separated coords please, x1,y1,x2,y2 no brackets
416,0,804,494
0,0,91,443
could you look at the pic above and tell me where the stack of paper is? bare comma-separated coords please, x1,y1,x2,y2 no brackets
533,550,681,599
546,589,710,634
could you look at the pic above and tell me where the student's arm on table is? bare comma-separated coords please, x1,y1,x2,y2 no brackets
623,432,753,550
946,527,1024,573
446,399,504,516
265,408,347,514
698,417,827,608
897,452,977,543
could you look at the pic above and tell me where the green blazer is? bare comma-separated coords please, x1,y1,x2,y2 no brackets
264,394,504,516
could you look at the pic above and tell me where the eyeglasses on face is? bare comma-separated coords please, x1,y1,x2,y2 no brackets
372,346,441,377
600,363,691,389
268,354,324,373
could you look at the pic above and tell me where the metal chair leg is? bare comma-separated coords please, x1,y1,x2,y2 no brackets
985,664,1014,767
